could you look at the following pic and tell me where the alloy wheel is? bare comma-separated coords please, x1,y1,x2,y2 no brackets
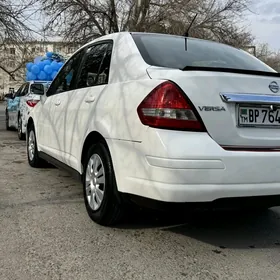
85,154,106,211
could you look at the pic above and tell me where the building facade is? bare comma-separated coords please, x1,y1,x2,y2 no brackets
0,40,81,98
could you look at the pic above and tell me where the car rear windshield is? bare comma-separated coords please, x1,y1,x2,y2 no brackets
131,33,274,73
30,83,45,95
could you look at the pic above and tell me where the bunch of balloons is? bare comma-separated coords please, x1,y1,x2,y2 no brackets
25,52,66,81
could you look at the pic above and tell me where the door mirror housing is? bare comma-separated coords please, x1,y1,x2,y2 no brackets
4,93,14,99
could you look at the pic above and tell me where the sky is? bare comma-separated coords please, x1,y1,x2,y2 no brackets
246,0,280,50
24,0,280,51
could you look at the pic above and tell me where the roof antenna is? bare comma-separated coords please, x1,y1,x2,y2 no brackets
184,13,198,51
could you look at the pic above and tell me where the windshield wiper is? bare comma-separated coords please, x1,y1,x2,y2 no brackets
180,66,280,77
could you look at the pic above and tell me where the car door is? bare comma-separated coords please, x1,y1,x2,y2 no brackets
8,84,24,127
63,41,113,171
36,50,84,162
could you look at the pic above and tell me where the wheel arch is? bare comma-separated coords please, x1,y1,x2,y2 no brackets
27,117,34,131
81,131,109,173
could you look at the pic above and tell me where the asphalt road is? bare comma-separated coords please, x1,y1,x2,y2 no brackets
1,101,280,280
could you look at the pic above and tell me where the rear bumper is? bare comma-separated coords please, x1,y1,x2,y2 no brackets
108,130,280,203
128,194,280,211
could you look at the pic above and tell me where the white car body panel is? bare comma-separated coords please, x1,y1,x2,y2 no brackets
20,92,41,134
29,32,280,204
7,81,49,134
147,66,280,147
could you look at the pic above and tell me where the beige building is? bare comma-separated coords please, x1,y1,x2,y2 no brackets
0,40,81,98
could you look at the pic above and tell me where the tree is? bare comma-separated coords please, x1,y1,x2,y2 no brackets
256,43,280,72
0,1,37,80
40,0,254,47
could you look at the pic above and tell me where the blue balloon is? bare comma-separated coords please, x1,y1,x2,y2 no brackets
51,71,58,80
47,75,52,81
27,72,36,81
57,62,64,70
26,62,33,71
38,71,47,80
44,59,51,66
38,61,45,70
46,52,53,58
66,72,72,84
34,56,43,64
51,61,58,71
44,65,52,75
31,65,40,75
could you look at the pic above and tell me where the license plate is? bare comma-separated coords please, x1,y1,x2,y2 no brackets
238,106,280,127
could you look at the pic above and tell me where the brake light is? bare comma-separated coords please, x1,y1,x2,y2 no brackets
137,81,205,131
26,100,39,107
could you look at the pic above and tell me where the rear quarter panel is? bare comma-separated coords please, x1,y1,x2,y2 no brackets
86,79,164,141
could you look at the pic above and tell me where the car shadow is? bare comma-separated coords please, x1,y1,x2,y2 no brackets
117,206,280,249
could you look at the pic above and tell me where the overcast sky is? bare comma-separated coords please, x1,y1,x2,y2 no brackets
247,0,280,50
27,0,280,50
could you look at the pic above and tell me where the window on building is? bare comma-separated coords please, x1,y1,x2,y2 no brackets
8,61,15,68
32,47,36,53
10,48,15,55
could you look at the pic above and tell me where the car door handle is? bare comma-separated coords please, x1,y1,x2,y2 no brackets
85,96,95,103
55,99,61,106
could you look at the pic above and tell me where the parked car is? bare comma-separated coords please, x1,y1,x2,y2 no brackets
26,32,280,226
5,81,50,139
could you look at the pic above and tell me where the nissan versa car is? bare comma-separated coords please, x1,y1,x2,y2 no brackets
26,32,280,226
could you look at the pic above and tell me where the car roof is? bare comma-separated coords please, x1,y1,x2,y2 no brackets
29,80,51,84
69,32,240,60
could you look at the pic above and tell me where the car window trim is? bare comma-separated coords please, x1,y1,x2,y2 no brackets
15,84,24,97
75,39,113,90
23,83,30,96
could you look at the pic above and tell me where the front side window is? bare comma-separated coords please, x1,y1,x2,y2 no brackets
132,33,274,73
47,50,83,96
21,83,29,96
14,85,24,97
77,42,112,89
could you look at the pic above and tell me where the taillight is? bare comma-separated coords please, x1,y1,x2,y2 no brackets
26,100,39,107
137,81,205,131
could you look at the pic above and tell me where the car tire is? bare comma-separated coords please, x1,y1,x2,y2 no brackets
83,142,123,226
5,110,11,131
27,124,43,168
18,115,25,140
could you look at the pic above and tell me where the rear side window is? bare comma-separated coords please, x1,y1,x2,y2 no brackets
30,83,45,95
47,50,83,96
77,42,112,89
132,34,274,72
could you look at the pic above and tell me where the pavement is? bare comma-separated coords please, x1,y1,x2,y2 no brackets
1,101,280,280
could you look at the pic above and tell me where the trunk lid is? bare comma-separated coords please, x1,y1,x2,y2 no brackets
147,66,280,148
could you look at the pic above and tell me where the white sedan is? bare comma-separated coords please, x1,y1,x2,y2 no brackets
26,32,280,226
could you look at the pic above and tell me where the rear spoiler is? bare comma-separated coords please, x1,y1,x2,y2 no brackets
181,66,280,78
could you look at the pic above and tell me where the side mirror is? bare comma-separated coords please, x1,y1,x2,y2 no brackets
4,93,13,99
